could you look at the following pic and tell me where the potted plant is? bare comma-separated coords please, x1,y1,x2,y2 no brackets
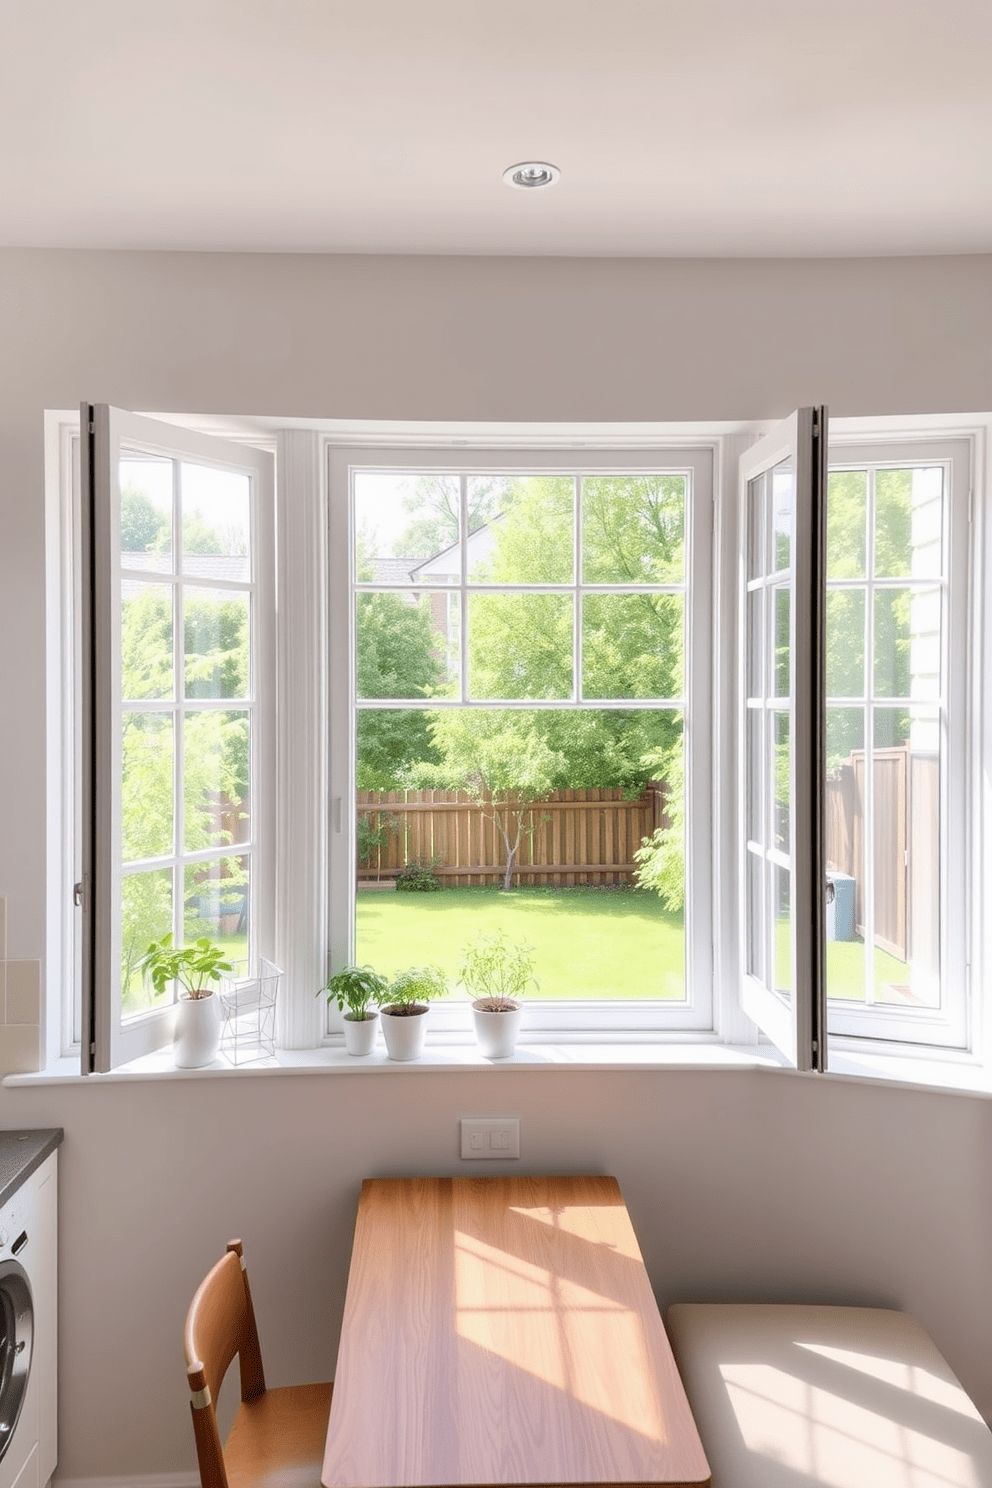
380,965,447,1061
460,931,536,1058
139,934,233,1068
321,964,388,1056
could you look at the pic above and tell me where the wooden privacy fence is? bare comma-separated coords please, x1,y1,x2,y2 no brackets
357,783,668,888
825,744,939,965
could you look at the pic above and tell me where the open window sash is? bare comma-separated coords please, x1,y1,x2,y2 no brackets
80,405,274,1072
740,407,827,1071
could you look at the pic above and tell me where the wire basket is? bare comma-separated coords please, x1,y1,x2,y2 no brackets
219,958,281,1065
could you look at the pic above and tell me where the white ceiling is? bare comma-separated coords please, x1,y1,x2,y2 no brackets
2,0,990,258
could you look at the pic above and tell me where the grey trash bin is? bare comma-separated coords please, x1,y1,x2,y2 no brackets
826,872,856,940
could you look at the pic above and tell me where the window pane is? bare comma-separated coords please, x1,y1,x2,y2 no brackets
773,586,790,698
355,472,462,582
773,861,792,996
467,593,572,700
353,708,685,1001
773,710,790,851
121,712,173,862
581,475,684,584
184,711,250,853
746,848,764,981
825,706,866,1004
746,708,763,845
825,589,865,698
121,583,173,700
356,591,449,699
184,589,249,699
826,469,867,579
874,587,940,700
184,856,249,966
120,868,173,1016
772,461,794,572
747,471,768,581
181,463,250,582
582,593,683,700
120,455,172,573
746,589,763,699
875,466,943,579
872,708,940,1009
471,476,573,584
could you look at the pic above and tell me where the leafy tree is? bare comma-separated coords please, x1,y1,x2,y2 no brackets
417,710,565,891
120,482,168,552
356,592,443,788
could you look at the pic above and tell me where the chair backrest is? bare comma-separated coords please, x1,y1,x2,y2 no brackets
184,1240,267,1488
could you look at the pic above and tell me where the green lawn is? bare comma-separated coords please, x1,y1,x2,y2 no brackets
356,885,686,1000
357,887,912,1006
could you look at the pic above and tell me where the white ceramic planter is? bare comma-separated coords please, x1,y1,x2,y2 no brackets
343,1011,379,1056
174,992,222,1068
381,1007,429,1061
472,1002,522,1059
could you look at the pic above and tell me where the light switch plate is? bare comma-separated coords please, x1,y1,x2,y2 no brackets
460,1117,520,1160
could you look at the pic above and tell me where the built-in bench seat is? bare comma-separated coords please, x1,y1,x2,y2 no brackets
665,1303,992,1487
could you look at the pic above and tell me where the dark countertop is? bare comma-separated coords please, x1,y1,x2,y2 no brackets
0,1129,63,1209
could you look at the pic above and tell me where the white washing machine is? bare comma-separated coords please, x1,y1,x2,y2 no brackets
0,1152,57,1488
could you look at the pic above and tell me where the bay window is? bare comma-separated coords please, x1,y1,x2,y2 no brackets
62,408,982,1075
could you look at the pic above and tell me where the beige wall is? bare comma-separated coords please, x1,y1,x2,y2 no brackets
2,247,992,1481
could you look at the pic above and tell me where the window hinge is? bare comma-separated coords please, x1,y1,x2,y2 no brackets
88,419,94,435
73,879,86,909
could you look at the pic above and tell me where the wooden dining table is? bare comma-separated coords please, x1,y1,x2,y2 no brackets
322,1175,710,1488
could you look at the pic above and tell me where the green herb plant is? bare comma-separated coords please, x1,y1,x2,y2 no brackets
383,965,447,1016
320,964,389,1022
459,930,537,1011
139,934,232,1001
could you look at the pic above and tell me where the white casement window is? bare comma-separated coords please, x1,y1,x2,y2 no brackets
327,445,715,1035
740,411,976,1070
79,408,274,1071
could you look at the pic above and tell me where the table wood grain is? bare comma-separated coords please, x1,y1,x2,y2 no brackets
322,1175,710,1488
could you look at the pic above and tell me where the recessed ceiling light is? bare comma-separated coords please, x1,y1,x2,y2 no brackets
502,161,560,190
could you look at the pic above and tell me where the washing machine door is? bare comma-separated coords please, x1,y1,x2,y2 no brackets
0,1261,32,1465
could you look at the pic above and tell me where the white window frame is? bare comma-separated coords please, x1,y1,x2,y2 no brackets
44,410,988,1075
821,431,976,1056
76,407,276,1071
326,443,716,1038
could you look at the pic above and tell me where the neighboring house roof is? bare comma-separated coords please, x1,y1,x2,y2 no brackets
408,515,503,582
370,556,420,585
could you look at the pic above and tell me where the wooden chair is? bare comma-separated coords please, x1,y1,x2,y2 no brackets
184,1239,333,1488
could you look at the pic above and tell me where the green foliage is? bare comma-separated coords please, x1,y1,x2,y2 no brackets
139,934,232,1000
384,964,447,1012
118,578,249,995
633,740,685,912
396,858,444,892
120,483,168,552
356,812,399,867
320,964,388,1020
356,593,442,788
459,930,537,1009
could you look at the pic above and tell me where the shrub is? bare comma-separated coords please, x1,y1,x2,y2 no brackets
396,857,444,892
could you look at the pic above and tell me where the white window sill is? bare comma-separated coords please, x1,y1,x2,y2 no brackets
8,1038,786,1084
6,1037,992,1097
